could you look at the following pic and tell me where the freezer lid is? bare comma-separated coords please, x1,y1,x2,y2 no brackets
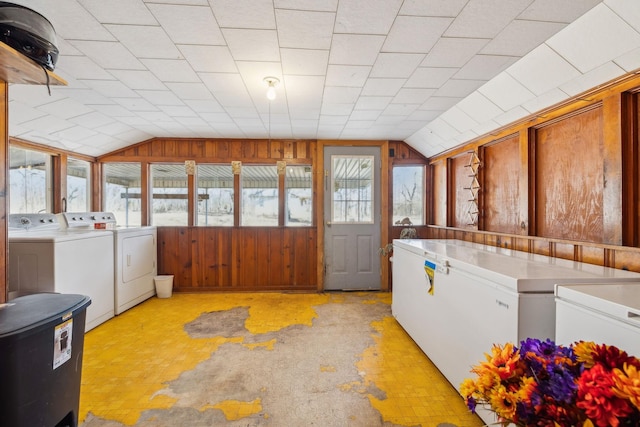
393,239,640,293
555,283,640,321
0,293,91,337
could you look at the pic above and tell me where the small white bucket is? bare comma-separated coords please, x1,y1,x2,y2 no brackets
154,275,174,298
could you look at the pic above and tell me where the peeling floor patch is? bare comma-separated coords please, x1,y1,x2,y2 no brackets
79,292,482,427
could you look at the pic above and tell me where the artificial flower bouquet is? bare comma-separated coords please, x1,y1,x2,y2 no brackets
460,338,640,427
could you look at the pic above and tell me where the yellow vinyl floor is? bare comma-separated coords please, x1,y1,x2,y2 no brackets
78,292,483,427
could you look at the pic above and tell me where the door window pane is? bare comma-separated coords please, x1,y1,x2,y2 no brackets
9,146,51,213
286,165,312,226
393,165,425,226
197,164,234,226
67,157,90,212
104,163,142,226
151,164,188,226
242,165,278,226
331,155,373,224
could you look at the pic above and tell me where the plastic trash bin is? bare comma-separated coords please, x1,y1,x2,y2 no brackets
154,275,174,298
0,293,91,427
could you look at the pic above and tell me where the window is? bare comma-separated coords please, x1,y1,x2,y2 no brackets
241,165,278,226
286,165,312,226
9,146,51,213
67,157,91,212
104,163,142,226
392,165,425,226
331,155,373,223
151,164,188,226
197,164,234,226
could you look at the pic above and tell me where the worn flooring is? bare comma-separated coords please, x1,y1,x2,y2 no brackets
78,292,483,427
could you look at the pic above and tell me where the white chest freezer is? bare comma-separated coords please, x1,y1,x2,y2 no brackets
555,283,640,357
391,239,640,426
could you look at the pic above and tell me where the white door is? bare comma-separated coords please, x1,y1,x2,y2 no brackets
324,146,381,290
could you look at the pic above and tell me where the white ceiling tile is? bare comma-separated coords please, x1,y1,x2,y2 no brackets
614,47,640,72
559,62,626,97
420,96,462,111
547,4,640,73
136,90,185,106
421,38,488,68
55,89,114,106
9,85,66,106
136,111,174,122
408,109,441,121
350,110,381,120
159,106,198,117
70,112,116,129
235,61,283,103
392,88,435,104
478,72,536,111
335,0,402,34
55,126,98,142
9,102,48,124
56,56,114,80
520,0,602,23
37,98,94,119
274,0,338,12
90,104,137,117
361,79,405,96
399,0,467,16
405,67,457,88
20,115,75,134
319,115,348,125
284,76,325,109
32,1,115,41
435,79,486,98
210,0,276,29
320,103,355,115
445,0,532,38
184,100,224,113
472,119,503,138
455,92,503,123
68,41,145,70
606,0,640,30
329,35,385,66
323,87,362,104
143,0,209,4
493,105,529,127
180,46,237,73
81,80,138,98
140,59,200,83
210,91,254,108
166,83,214,100
481,20,567,57
383,103,419,116
112,97,158,112
281,49,329,75
199,112,233,123
440,107,479,133
79,0,158,25
507,44,581,95
382,16,453,53
223,29,280,61
147,4,225,45
371,54,424,78
104,25,182,59
109,70,166,91
427,117,460,141
325,65,371,87
454,55,518,80
96,121,135,136
174,117,208,127
521,88,571,114
276,10,335,49
354,97,392,110
288,109,320,120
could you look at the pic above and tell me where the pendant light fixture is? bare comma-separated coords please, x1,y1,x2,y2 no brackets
263,76,279,101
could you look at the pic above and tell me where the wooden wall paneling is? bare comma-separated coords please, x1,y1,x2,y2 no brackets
91,162,102,211
450,153,475,229
241,228,259,287
612,246,640,272
315,142,325,291
187,169,195,226
53,154,67,213
432,160,447,226
554,242,577,261
602,95,624,245
534,106,605,242
0,82,6,302
621,92,638,246
141,161,150,226
483,135,521,234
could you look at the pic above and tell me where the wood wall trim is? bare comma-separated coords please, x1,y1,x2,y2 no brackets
0,82,6,303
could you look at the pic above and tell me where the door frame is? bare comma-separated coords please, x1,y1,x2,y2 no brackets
316,140,390,292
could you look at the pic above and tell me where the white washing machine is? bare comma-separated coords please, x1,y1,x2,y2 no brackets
59,212,157,315
8,213,115,332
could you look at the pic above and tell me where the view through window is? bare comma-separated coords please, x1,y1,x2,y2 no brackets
104,163,142,226
67,157,91,212
197,164,234,226
9,146,51,214
392,165,425,226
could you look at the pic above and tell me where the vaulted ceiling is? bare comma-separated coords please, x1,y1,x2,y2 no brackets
6,0,640,159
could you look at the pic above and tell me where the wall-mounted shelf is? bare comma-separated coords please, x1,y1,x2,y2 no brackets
0,41,66,86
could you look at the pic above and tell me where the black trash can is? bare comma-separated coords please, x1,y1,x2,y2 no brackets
0,293,91,427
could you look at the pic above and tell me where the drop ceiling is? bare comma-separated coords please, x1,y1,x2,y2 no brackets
6,0,640,159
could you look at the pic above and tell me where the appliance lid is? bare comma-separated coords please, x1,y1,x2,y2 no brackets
555,282,640,321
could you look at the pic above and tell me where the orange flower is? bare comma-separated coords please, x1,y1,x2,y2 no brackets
612,363,640,410
574,341,597,368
